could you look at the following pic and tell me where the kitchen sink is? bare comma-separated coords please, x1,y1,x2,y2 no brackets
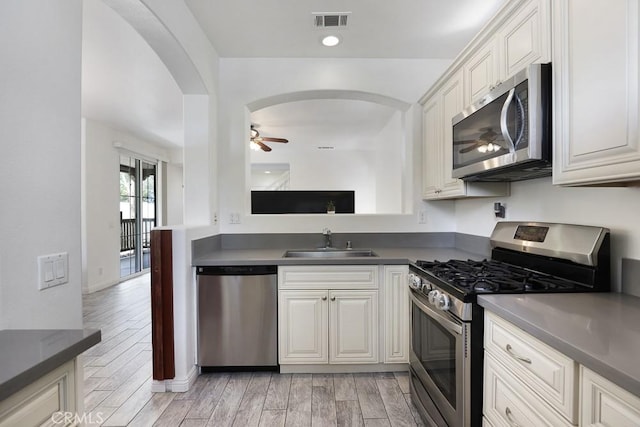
282,249,378,258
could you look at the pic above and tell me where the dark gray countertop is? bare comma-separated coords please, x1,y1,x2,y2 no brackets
192,247,483,266
478,293,640,397
0,329,101,401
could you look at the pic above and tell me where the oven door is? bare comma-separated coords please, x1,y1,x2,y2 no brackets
410,289,470,427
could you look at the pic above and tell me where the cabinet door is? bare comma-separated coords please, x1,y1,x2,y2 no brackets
553,0,640,185
439,72,467,198
498,0,550,80
464,39,499,105
329,290,378,364
279,290,328,364
581,366,640,427
383,266,409,363
422,96,442,199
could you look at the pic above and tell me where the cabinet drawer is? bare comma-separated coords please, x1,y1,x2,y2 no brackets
0,359,76,427
581,366,640,427
484,353,573,427
484,312,577,422
278,265,378,290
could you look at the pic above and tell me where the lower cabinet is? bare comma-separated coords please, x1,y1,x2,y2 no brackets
581,366,640,427
382,265,409,363
0,359,77,427
279,289,378,364
484,311,577,426
484,310,640,427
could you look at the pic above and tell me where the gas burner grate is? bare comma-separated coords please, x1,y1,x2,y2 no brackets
415,259,585,294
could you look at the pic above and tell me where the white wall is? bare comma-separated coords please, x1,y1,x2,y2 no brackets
218,57,453,233
0,0,83,329
374,111,404,214
454,177,640,291
82,119,177,293
166,161,184,226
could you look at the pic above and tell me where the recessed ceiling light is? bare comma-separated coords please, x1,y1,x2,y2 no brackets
264,171,271,174
321,35,341,47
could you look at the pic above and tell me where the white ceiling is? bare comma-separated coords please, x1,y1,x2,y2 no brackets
185,0,506,58
81,0,507,151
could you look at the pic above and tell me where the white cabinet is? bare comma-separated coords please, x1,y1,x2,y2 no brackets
421,72,509,200
484,353,574,427
464,39,498,105
279,290,328,363
497,0,550,80
382,265,409,363
483,311,578,425
0,359,77,427
329,290,378,363
278,265,379,365
461,0,550,106
484,312,578,422
581,366,640,427
552,0,640,185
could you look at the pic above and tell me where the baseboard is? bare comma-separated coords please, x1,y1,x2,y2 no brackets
280,363,409,374
84,278,119,294
162,365,199,393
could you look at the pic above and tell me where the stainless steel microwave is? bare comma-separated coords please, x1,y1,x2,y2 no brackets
451,63,552,181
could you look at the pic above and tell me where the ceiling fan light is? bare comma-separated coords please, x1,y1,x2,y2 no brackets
250,128,259,138
321,35,341,47
477,144,488,153
250,140,261,151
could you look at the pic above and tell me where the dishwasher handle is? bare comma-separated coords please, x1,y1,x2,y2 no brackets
196,265,277,276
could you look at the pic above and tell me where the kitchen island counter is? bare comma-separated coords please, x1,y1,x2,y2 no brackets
479,293,640,398
0,329,101,401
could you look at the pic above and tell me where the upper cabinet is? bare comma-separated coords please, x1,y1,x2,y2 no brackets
552,0,640,185
421,0,551,200
422,72,509,200
497,0,550,81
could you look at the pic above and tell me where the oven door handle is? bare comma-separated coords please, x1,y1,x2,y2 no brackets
410,291,463,335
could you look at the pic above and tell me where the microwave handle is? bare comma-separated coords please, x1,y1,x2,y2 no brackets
500,88,517,155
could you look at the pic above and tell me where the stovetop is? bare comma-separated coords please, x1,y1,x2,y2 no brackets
414,259,592,297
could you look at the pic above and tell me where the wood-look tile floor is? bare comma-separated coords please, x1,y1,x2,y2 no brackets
82,274,425,426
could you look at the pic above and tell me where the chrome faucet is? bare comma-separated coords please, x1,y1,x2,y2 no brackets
322,227,332,248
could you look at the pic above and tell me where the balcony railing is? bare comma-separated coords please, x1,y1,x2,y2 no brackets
120,218,155,252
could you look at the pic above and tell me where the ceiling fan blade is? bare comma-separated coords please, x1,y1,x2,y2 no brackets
256,140,272,152
453,139,479,145
459,143,481,153
260,137,288,143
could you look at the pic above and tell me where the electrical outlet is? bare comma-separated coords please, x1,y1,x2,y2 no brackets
213,212,218,225
229,213,241,224
418,210,427,224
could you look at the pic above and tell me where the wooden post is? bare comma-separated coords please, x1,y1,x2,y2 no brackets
150,229,175,380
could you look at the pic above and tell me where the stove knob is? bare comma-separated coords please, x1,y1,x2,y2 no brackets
408,274,421,291
428,289,440,305
437,293,451,310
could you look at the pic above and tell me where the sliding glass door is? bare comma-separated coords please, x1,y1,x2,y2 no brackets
120,155,156,278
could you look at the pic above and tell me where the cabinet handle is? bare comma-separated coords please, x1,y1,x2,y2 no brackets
505,407,521,427
506,344,532,364
322,296,327,301
331,296,336,301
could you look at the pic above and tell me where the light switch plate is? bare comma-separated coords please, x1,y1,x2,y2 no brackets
38,252,68,290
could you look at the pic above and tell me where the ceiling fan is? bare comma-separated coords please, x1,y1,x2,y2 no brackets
454,127,503,154
250,125,289,152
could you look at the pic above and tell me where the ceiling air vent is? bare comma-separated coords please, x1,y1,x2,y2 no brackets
313,12,350,28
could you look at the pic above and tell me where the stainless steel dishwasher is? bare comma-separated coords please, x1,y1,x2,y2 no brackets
196,265,277,369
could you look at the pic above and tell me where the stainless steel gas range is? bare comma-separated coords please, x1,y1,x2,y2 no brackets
408,221,610,427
